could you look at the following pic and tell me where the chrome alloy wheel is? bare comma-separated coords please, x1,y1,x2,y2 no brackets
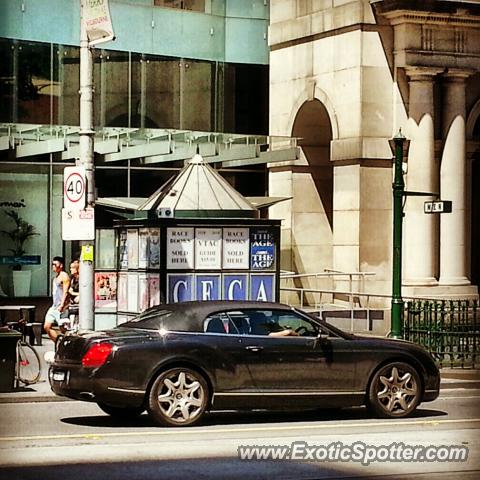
368,362,421,418
377,366,418,414
148,368,208,426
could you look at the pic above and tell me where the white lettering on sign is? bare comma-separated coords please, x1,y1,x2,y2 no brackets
173,280,187,302
255,281,268,301
201,280,214,300
223,228,249,269
227,279,243,299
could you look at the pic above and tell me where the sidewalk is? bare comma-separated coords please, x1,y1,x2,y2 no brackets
1,336,479,404
0,335,68,403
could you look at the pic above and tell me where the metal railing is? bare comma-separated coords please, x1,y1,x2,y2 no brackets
280,286,392,332
405,300,479,368
280,270,379,332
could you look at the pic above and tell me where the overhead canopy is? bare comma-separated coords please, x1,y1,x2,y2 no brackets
0,123,298,167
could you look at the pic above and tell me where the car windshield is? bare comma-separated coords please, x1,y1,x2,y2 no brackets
119,309,174,330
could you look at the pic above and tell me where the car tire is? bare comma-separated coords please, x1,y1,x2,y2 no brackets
97,402,145,419
148,367,209,427
367,362,421,418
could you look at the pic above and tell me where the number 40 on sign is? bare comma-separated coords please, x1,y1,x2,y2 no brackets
64,166,86,210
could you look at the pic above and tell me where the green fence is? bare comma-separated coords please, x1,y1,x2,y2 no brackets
405,300,479,369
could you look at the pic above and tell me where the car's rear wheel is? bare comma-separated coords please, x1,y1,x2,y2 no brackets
368,362,421,418
148,367,209,427
97,402,145,419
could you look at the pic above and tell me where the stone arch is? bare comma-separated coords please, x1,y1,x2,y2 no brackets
468,98,480,285
467,97,480,139
287,85,339,141
291,93,334,228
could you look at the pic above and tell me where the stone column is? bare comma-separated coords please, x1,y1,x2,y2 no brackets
439,69,471,285
403,67,442,285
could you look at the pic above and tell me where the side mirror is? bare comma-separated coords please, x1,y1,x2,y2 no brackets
314,332,329,348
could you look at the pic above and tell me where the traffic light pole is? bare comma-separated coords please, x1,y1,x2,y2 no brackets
391,132,405,339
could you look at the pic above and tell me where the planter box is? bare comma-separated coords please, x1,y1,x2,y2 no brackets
13,270,31,297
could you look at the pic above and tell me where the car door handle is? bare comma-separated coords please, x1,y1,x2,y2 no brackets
245,346,263,353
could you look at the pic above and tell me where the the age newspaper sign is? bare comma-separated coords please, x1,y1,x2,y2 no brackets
81,0,115,46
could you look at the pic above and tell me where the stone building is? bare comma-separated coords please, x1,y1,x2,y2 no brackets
268,0,480,298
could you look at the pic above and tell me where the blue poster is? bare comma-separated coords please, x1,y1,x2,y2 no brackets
250,274,275,302
167,274,194,303
196,274,221,301
250,229,275,270
223,274,248,301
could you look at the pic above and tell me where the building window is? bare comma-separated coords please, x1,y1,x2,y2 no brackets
154,0,207,13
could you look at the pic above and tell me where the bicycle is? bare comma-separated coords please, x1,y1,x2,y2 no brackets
17,336,41,385
3,321,41,386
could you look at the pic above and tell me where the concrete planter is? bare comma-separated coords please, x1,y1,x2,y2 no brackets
13,270,31,297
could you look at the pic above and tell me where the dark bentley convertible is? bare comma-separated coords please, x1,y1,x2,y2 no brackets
49,301,440,427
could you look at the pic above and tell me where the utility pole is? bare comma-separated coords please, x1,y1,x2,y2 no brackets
390,130,406,339
78,5,95,330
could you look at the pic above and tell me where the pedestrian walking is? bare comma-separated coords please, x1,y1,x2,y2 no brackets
68,259,80,326
44,256,70,342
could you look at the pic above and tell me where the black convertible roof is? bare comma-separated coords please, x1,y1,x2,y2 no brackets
125,300,296,332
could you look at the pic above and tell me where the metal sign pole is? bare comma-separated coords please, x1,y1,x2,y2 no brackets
78,5,95,330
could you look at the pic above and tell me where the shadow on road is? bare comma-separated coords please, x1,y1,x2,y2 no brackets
61,406,447,429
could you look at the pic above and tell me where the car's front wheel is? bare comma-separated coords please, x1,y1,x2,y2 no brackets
148,367,209,427
368,362,421,418
97,402,145,419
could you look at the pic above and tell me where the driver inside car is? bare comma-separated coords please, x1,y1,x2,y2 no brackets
247,312,299,337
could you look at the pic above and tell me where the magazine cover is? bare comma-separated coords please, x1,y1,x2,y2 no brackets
127,272,139,313
117,273,128,311
95,272,117,309
127,229,139,269
148,274,160,308
138,228,149,269
96,229,116,269
148,228,161,269
138,273,149,312
118,229,128,269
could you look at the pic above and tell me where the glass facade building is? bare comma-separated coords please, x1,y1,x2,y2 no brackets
0,0,275,298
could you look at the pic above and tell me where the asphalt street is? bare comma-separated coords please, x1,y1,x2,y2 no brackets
0,387,478,480
0,335,479,479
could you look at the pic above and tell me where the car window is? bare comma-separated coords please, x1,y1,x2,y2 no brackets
120,309,174,330
204,314,241,335
243,309,321,337
275,312,320,336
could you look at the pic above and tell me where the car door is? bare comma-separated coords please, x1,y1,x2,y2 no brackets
200,313,256,395
240,309,357,405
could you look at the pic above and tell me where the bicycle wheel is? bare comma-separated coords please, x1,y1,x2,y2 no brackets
17,341,41,385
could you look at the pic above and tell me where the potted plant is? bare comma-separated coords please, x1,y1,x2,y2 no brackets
0,210,39,296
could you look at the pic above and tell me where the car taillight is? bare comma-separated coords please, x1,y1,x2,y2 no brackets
82,343,113,368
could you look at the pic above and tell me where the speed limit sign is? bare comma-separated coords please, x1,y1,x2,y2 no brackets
64,166,86,209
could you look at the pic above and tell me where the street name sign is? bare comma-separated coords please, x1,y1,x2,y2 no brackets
424,200,452,214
